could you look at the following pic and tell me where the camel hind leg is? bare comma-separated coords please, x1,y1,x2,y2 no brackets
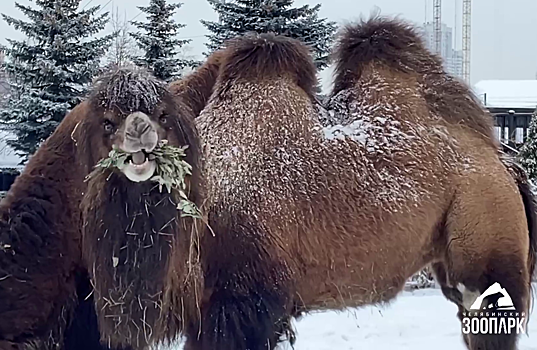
440,178,532,350
437,248,530,350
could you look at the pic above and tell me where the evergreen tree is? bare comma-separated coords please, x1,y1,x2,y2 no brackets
202,0,337,69
518,110,537,184
130,0,197,82
0,0,113,162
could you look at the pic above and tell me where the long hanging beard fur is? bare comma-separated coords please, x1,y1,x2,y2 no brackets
81,170,179,349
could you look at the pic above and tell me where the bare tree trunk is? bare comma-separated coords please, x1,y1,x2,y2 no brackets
106,7,138,69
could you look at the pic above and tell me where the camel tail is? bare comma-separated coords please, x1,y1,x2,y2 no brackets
502,156,537,279
501,155,537,329
514,161,537,329
516,168,537,281
218,32,317,97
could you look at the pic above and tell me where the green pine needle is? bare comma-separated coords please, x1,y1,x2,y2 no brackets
92,140,201,219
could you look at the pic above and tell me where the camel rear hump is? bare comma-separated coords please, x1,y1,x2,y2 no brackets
331,15,496,146
332,16,440,92
218,33,317,97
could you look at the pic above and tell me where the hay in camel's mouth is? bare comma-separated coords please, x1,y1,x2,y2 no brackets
88,140,201,219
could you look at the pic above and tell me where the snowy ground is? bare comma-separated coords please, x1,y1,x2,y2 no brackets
282,288,537,350
170,286,537,350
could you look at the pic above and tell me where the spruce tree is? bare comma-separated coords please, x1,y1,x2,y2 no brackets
130,0,197,82
518,110,537,184
202,0,337,69
0,0,113,162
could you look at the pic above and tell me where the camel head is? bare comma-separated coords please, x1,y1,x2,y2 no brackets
75,67,198,184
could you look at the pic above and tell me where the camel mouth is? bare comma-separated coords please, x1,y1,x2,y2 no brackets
122,150,157,182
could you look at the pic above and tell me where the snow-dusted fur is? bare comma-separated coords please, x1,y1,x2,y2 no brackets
92,68,166,114
331,17,495,145
187,20,537,350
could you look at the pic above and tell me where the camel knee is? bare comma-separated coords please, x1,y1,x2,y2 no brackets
457,284,483,311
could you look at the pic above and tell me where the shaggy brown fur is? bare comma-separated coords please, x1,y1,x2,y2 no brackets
169,50,225,117
189,21,536,350
78,68,204,349
332,16,496,145
0,101,118,350
216,33,317,100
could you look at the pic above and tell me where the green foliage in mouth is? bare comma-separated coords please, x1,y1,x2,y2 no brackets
90,140,201,219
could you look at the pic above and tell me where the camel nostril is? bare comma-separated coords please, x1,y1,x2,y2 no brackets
140,123,151,136
122,112,158,153
125,122,154,140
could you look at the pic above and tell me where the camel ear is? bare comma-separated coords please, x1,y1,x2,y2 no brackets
169,50,225,117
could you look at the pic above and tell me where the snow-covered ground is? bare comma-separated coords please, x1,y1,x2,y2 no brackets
282,288,537,350
170,287,537,350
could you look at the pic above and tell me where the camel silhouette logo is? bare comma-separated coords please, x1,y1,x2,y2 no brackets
469,282,516,311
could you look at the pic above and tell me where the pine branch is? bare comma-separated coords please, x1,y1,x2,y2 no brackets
91,140,202,219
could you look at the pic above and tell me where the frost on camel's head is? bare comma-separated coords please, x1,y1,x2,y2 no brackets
77,67,198,184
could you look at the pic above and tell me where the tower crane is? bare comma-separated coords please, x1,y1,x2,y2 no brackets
462,0,472,84
433,0,442,55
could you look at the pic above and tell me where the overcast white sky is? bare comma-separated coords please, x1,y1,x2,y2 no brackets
1,0,537,89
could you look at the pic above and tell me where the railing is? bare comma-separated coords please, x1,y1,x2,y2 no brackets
491,111,533,150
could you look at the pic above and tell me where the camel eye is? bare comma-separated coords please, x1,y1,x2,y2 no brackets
159,115,168,125
103,120,116,133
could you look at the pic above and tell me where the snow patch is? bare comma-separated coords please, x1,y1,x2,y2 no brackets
322,116,415,154
93,68,165,113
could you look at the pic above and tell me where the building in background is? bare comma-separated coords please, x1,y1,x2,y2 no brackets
419,22,464,79
474,80,537,151
447,50,463,79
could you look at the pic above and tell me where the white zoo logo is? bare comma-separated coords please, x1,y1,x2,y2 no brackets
461,282,526,335
470,282,516,311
